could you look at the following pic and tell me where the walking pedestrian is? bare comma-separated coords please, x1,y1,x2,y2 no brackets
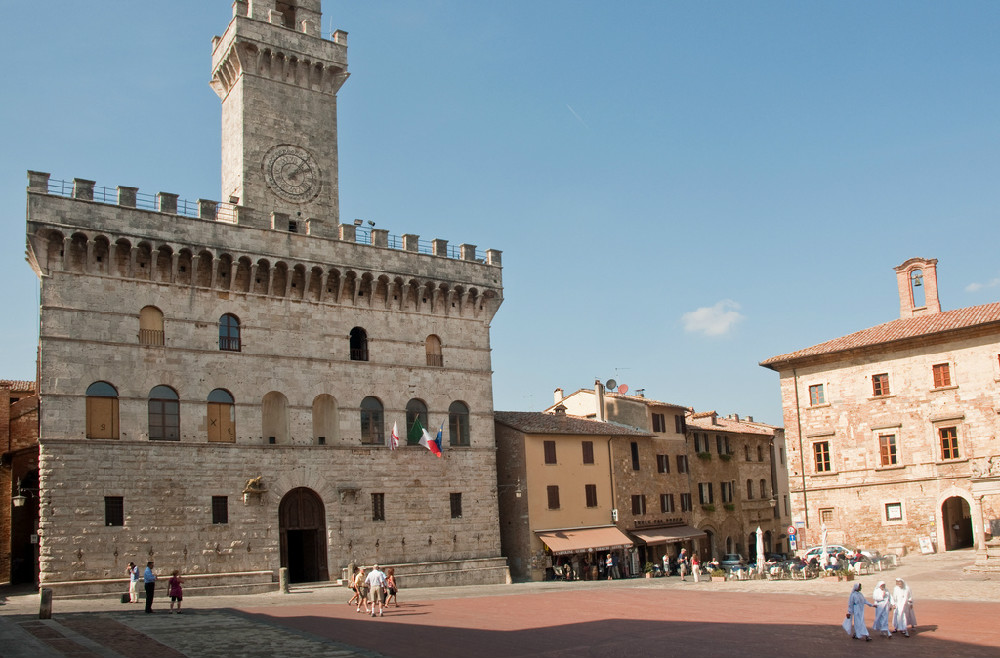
872,581,892,638
143,561,156,613
353,566,369,613
890,577,916,637
678,548,688,582
691,553,700,583
844,582,874,641
365,564,388,617
385,567,399,607
168,570,184,613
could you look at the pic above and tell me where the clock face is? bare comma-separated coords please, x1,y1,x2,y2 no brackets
262,144,321,203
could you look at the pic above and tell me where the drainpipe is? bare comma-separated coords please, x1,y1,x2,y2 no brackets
792,368,809,529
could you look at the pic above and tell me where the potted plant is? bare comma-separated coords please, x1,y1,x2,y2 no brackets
711,568,726,582
836,568,854,581
644,562,654,578
696,451,712,461
723,503,735,511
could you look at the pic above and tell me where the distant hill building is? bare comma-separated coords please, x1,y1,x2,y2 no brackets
761,258,1000,564
23,0,506,596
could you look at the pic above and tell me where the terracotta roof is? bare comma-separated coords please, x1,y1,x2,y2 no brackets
760,301,1000,369
686,413,777,436
0,380,36,392
494,411,652,437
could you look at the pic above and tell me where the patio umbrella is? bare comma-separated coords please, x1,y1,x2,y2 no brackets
821,522,828,567
755,526,764,576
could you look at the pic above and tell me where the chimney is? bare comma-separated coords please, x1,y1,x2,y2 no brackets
553,404,567,416
732,413,739,422
553,388,564,405
894,258,941,319
746,415,753,422
594,379,606,422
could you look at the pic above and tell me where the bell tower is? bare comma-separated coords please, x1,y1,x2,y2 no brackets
210,0,349,233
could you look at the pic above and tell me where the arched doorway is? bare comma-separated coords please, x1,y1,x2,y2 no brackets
279,488,329,583
941,496,973,550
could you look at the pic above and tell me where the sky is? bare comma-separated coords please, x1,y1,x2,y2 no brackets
2,1,998,426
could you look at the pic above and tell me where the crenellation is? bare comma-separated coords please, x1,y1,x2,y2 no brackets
73,178,95,201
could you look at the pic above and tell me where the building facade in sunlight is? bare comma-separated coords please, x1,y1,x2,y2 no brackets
762,258,1000,565
24,0,506,596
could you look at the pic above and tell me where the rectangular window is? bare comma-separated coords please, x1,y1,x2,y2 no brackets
660,493,675,513
675,415,684,434
939,426,959,460
630,441,640,471
698,482,714,505
585,484,598,508
631,494,647,515
933,363,951,388
450,492,463,519
720,481,734,504
105,496,124,527
885,502,903,521
547,485,560,510
211,496,229,524
780,447,785,465
372,493,385,521
878,434,898,466
676,455,688,473
814,441,831,472
693,433,701,453
820,508,834,524
680,493,692,512
724,436,731,455
809,384,825,405
656,454,670,474
652,413,665,432
716,435,723,454
783,495,789,516
544,440,557,464
872,373,890,397
582,441,594,464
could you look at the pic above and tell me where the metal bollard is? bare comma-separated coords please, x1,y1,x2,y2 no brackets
39,588,53,619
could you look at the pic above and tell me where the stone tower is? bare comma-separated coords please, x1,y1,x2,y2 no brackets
23,0,508,597
211,0,349,233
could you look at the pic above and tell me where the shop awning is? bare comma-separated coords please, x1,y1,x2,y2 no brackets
536,526,634,556
632,525,706,545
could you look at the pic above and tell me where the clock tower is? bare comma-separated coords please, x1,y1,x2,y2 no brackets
210,0,348,232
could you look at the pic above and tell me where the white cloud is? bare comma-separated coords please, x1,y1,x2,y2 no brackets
966,277,1000,293
681,299,745,336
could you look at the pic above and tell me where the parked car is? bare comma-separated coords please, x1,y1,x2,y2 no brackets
802,544,879,561
720,553,745,569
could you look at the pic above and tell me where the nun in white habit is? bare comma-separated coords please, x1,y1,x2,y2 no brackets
891,577,917,637
845,582,874,641
872,581,892,638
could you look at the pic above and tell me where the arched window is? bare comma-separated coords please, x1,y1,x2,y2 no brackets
219,313,241,351
148,385,179,441
350,327,369,361
86,381,119,439
759,479,768,499
757,445,764,462
313,394,339,445
744,445,751,460
746,479,754,500
207,389,235,443
262,391,289,444
405,399,428,445
425,334,443,367
139,306,164,346
360,396,384,445
726,536,733,554
448,400,470,446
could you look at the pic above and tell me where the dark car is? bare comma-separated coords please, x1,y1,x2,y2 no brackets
720,553,745,569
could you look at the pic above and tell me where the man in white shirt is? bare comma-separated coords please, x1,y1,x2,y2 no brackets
365,564,388,617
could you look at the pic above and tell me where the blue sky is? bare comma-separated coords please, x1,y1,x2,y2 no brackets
2,2,998,425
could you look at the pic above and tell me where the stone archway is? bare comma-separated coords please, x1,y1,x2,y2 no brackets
941,496,974,551
279,487,329,583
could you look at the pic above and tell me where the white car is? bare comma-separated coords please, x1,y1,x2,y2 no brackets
802,544,878,561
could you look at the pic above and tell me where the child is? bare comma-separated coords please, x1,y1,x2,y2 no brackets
168,570,184,613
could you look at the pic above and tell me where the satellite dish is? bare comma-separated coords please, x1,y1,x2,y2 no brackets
605,379,617,391
619,384,629,395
